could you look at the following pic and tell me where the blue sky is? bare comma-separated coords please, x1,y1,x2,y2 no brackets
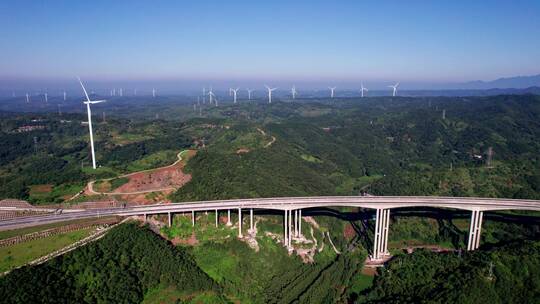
1,0,539,89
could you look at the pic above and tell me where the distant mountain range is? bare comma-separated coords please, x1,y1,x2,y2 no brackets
458,74,540,89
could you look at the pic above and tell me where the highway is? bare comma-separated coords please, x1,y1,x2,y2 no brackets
1,196,540,231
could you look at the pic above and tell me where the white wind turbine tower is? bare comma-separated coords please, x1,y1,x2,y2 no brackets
63,91,67,101
44,92,48,103
329,87,336,98
202,87,206,103
389,82,399,97
291,85,297,100
265,85,277,103
26,93,30,103
208,88,215,105
152,88,156,98
246,89,253,100
78,77,106,170
231,88,239,103
361,83,368,97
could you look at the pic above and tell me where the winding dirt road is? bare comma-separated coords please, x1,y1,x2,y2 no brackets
87,150,189,196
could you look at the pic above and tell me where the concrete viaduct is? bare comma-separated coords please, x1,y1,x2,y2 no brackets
2,196,540,261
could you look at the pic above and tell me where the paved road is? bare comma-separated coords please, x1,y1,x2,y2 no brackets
1,196,540,231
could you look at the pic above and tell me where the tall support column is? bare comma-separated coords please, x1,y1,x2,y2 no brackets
284,210,288,246
250,209,254,231
192,210,195,227
294,210,298,237
168,212,171,227
143,213,147,222
383,209,391,255
475,211,483,249
215,209,218,228
299,209,302,237
227,209,231,226
238,208,243,238
467,210,484,251
467,210,477,251
288,210,292,247
372,209,380,260
378,209,386,258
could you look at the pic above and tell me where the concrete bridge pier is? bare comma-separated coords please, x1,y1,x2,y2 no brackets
192,210,195,227
299,209,302,237
215,209,218,227
238,208,243,238
284,210,289,247
168,212,172,227
372,208,391,260
294,210,298,237
467,210,484,251
288,210,292,248
249,209,254,233
227,209,232,226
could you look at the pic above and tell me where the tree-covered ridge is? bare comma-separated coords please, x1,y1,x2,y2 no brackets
362,240,540,303
173,94,540,201
0,223,222,303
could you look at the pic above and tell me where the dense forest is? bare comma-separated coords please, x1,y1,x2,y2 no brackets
0,223,223,303
1,94,539,203
362,240,540,303
173,94,540,201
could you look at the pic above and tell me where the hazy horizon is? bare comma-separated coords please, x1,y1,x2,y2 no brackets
1,0,540,90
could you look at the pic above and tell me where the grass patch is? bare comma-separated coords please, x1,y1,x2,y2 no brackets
127,150,178,172
300,154,323,163
0,227,94,273
110,177,129,190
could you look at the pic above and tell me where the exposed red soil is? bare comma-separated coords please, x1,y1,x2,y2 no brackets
361,267,378,276
343,223,356,240
114,166,191,193
30,184,53,194
171,232,198,246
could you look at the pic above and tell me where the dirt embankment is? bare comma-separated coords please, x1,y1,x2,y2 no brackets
85,150,196,204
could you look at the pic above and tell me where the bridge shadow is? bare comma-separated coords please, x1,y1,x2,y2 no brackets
289,207,540,254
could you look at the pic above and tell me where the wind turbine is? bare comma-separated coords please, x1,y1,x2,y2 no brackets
231,88,239,103
246,88,253,100
291,85,297,100
202,87,206,103
388,82,399,97
152,88,156,98
78,77,106,170
44,92,48,103
63,91,67,101
208,88,215,105
361,83,368,98
26,93,30,103
329,87,336,98
265,85,277,103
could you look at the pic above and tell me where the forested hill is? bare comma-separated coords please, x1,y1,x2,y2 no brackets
362,240,540,303
173,94,540,201
0,223,224,303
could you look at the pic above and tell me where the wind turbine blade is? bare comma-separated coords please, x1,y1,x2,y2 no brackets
77,77,91,102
